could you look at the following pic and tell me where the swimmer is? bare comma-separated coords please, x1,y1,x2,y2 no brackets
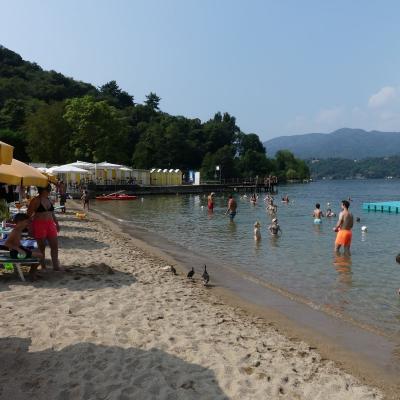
207,192,215,212
334,200,353,256
313,203,324,221
326,208,336,218
254,221,261,241
250,193,257,204
225,194,237,221
282,195,289,203
269,218,282,236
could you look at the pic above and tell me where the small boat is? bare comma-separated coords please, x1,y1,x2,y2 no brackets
95,193,138,201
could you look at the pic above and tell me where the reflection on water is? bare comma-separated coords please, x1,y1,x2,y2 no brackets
95,179,400,336
333,254,353,285
269,235,280,248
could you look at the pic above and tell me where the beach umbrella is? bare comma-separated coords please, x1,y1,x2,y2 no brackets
48,165,89,174
0,159,49,187
67,161,95,170
42,171,58,184
0,141,14,165
94,162,122,169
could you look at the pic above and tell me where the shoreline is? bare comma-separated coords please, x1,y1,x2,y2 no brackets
0,202,396,399
90,201,400,396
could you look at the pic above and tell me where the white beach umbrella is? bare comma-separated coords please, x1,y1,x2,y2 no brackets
48,165,89,174
94,162,122,169
67,161,95,170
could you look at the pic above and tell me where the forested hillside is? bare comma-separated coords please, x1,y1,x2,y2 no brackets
0,45,309,181
264,128,400,159
307,156,400,180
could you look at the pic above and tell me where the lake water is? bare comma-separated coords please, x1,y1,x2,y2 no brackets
94,180,400,337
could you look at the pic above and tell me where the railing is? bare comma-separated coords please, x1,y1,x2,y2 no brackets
200,177,278,185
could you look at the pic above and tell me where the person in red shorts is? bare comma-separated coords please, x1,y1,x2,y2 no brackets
28,184,61,271
207,192,215,212
333,200,353,256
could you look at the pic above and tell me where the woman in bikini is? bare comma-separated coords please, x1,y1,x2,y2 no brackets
28,184,61,271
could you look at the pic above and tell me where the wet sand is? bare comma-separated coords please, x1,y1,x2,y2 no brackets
0,204,396,399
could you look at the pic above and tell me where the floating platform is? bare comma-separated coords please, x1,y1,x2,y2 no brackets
362,201,400,213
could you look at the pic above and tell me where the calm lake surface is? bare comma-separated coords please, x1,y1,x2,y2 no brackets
94,180,400,337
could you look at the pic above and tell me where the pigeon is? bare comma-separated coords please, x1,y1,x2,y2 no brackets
171,266,177,275
187,267,194,279
202,265,209,286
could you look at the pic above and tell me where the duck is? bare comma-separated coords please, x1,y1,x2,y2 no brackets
202,264,209,286
187,267,194,279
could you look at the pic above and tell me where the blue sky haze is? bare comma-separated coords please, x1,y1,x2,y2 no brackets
1,0,400,140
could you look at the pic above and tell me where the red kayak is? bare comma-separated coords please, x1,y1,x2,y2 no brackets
96,194,138,201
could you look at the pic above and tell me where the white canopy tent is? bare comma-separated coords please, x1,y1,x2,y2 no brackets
90,162,123,182
48,165,90,189
48,165,90,174
67,161,95,170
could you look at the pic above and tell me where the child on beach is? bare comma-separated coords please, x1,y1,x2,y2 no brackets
254,221,261,241
81,190,90,211
5,213,43,280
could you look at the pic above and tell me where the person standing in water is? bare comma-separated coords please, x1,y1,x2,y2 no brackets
334,200,353,256
207,192,215,212
269,217,281,235
313,203,324,223
226,194,237,221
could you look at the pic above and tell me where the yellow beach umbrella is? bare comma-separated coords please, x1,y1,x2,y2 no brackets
0,141,14,165
43,172,58,184
0,159,49,187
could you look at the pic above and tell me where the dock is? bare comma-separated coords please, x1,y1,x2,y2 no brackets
362,201,400,213
69,182,278,199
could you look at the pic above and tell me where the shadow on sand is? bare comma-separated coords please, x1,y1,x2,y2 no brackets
57,235,110,250
58,224,97,233
0,337,229,400
0,263,136,292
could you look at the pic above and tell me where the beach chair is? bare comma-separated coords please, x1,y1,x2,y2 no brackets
0,254,40,282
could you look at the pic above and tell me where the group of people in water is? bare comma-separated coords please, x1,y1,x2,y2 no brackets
206,191,356,257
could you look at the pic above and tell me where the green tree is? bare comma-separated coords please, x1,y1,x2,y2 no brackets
25,101,72,163
100,80,134,108
236,132,266,156
238,150,271,177
64,96,129,163
0,128,28,161
201,145,237,180
144,92,161,110
0,99,26,130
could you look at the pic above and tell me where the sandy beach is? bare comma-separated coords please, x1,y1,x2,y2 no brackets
0,206,389,400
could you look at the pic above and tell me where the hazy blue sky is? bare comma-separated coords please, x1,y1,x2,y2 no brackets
1,0,400,140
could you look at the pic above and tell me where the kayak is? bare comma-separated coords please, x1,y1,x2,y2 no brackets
95,194,138,201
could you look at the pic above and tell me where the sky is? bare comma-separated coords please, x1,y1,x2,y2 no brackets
1,0,400,141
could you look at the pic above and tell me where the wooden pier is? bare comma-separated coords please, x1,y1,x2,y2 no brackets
71,181,278,198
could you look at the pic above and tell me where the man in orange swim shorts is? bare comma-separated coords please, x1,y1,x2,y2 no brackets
333,200,353,256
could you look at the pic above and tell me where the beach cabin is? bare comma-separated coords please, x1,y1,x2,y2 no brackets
150,169,159,185
167,169,174,185
173,169,182,185
130,169,150,185
160,169,168,185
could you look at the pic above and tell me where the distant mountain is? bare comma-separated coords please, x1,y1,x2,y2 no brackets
264,128,400,159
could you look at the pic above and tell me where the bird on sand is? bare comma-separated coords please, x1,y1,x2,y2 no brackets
171,265,177,275
187,267,194,279
202,265,209,286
